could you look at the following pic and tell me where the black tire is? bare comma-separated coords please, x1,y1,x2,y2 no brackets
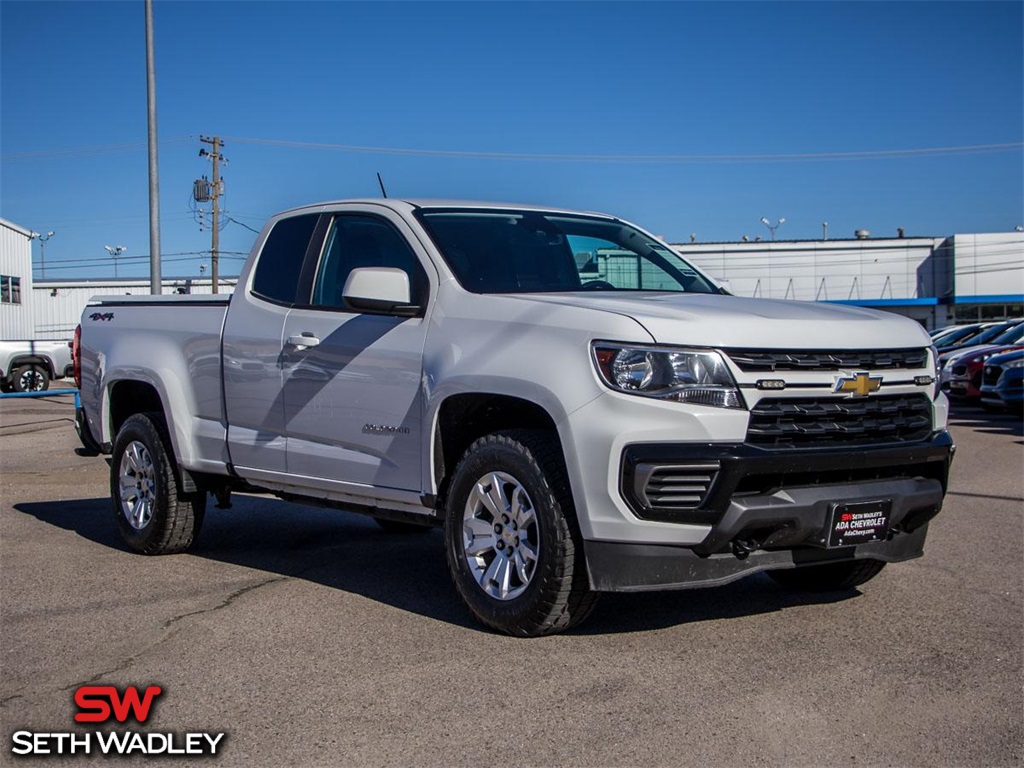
110,412,205,555
767,559,887,591
373,517,433,534
444,429,598,636
10,364,49,393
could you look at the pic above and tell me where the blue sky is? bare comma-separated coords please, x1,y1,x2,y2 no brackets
2,0,1022,280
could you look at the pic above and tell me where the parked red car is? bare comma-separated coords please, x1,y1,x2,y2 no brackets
945,344,1024,400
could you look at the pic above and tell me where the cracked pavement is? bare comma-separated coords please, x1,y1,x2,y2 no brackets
1,395,1021,766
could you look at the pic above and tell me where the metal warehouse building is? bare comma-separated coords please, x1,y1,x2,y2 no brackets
0,218,35,339
672,231,1023,329
31,277,237,340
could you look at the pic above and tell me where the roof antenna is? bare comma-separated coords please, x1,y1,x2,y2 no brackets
376,172,388,198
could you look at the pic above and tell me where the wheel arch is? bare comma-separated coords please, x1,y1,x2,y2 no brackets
103,377,194,468
429,391,569,510
8,355,56,378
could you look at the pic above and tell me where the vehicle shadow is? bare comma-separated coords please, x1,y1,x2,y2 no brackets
14,495,860,636
948,407,1023,438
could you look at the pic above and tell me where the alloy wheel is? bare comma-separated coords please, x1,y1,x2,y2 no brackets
461,471,540,600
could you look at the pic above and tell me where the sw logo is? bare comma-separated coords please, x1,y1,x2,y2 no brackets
9,684,225,757
833,371,882,397
74,685,162,724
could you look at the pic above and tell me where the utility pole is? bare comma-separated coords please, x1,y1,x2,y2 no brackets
199,136,225,293
145,0,162,294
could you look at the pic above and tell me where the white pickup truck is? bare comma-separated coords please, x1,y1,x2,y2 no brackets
0,339,73,392
76,199,954,635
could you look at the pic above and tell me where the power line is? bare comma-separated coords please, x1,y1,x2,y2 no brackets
32,251,249,271
223,136,1024,164
225,215,260,234
0,136,192,162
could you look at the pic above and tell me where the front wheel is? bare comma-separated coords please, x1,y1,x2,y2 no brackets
111,413,205,554
767,559,886,591
444,429,598,636
11,364,49,393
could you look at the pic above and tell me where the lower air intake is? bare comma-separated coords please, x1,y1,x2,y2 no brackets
634,462,720,510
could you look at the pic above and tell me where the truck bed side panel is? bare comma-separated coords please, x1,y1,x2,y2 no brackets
79,297,230,473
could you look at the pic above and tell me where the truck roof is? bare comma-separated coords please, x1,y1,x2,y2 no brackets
275,198,617,220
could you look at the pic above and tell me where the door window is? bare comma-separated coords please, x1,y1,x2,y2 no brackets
312,215,426,310
251,213,320,305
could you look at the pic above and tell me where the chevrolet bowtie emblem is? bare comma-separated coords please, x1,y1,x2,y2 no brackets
834,371,883,397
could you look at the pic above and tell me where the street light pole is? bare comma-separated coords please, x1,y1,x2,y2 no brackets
30,231,56,278
104,245,127,278
760,216,785,241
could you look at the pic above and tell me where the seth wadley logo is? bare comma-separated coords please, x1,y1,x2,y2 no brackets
10,685,226,757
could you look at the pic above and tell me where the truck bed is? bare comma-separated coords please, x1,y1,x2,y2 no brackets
79,294,231,473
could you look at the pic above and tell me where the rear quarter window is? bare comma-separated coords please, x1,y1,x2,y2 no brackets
251,214,320,305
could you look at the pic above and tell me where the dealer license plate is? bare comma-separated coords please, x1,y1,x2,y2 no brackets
827,499,892,548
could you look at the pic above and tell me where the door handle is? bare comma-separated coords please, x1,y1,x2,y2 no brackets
286,333,321,349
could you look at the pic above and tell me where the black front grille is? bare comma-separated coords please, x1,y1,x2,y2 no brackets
983,366,1002,386
747,394,933,448
726,348,928,373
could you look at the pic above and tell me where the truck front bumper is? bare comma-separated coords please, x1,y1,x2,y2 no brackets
582,431,953,592
585,524,930,592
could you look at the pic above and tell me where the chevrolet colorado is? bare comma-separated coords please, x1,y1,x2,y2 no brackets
75,199,953,635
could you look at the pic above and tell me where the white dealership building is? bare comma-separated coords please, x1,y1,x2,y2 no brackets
671,230,1021,330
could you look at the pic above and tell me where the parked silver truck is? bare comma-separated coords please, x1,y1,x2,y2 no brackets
0,339,73,392
75,199,954,635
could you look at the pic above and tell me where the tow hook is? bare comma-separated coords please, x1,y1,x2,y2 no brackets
731,539,758,560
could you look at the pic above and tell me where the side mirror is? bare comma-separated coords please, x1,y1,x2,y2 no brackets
342,267,419,315
715,277,733,295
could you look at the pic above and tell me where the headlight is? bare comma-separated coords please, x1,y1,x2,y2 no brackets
1005,357,1024,369
592,343,745,409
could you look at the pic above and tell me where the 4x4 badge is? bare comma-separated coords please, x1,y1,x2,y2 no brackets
834,371,882,397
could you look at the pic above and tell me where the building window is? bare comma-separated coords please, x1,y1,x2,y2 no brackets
0,275,21,304
955,303,1023,323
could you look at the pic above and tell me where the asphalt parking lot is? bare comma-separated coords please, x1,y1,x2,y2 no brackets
1,395,1021,766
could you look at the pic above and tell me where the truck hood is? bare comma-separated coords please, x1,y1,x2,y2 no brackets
522,293,932,349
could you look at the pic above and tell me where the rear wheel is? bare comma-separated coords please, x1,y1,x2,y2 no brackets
444,429,598,636
767,559,886,591
11,364,49,393
111,413,205,554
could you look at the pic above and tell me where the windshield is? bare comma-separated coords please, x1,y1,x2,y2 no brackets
991,322,1024,345
936,325,985,347
414,208,720,295
953,322,1015,346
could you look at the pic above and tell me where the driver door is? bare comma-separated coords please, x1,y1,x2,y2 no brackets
280,210,431,492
